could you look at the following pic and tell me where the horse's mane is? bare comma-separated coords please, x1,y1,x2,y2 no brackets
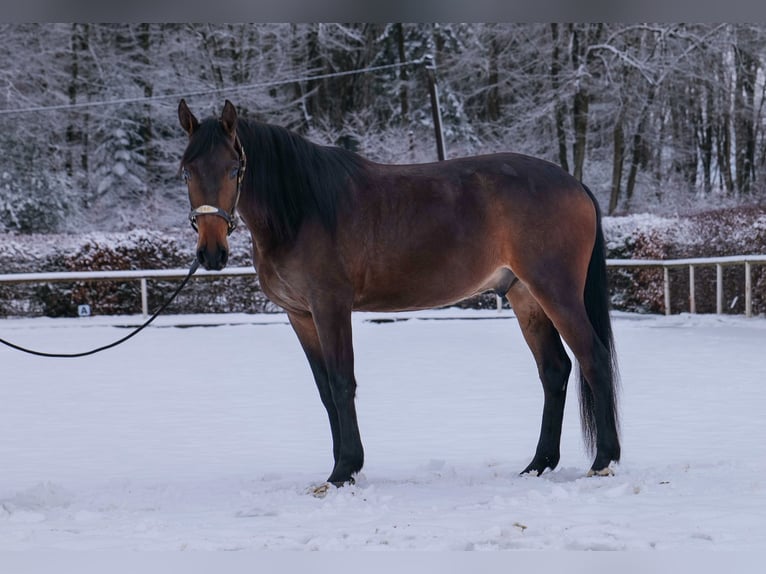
241,119,368,245
182,117,367,246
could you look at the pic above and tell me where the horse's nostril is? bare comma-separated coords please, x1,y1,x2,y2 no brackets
198,247,227,270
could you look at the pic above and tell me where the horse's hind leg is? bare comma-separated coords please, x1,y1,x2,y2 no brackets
506,283,572,476
528,285,620,476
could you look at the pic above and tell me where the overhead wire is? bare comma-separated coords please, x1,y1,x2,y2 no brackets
0,59,425,116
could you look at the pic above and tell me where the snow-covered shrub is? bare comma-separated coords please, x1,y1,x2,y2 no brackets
606,227,669,314
0,229,273,318
1,206,764,318
604,207,766,315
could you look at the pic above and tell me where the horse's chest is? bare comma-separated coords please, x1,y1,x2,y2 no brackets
256,262,309,312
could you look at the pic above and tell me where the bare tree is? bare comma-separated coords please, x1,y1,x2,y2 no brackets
1,23,766,233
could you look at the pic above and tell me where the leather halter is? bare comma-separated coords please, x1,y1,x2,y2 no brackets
187,134,247,237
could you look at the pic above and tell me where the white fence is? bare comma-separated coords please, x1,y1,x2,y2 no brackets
0,266,257,318
1,255,765,318
607,255,766,317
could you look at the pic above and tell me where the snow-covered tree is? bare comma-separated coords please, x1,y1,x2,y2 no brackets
1,23,765,233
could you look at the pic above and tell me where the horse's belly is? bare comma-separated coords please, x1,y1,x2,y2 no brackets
352,266,515,312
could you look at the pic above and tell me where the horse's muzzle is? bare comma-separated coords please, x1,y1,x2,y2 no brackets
197,244,229,270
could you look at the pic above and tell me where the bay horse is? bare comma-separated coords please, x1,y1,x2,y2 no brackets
178,99,620,486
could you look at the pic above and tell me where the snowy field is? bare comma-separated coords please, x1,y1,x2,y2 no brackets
1,308,765,562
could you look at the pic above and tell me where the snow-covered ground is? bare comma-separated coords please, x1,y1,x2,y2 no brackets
1,309,765,555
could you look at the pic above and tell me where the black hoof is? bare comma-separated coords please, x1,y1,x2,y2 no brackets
520,465,545,477
327,469,356,488
327,474,356,488
590,449,619,475
327,456,362,487
520,454,559,476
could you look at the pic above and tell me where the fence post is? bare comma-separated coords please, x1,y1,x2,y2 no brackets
689,265,696,314
663,266,671,315
745,261,752,318
424,55,446,161
140,278,148,318
716,264,723,314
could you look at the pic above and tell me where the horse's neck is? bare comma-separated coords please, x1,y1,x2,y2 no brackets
238,192,280,255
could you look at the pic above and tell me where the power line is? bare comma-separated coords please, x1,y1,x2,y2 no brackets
0,59,425,116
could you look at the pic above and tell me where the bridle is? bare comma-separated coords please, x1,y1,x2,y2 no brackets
187,134,247,237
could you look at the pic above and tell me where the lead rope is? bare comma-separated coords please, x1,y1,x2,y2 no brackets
0,259,199,358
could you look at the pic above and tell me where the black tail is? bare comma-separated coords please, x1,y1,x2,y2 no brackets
579,184,620,457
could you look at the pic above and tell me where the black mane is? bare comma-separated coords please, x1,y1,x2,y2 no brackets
240,120,367,245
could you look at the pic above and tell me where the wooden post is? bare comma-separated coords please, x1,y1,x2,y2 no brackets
424,55,446,161
663,267,671,316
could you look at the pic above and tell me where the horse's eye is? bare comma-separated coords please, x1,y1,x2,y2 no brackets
182,168,191,183
229,167,239,180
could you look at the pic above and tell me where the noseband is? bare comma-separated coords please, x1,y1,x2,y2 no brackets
188,134,247,237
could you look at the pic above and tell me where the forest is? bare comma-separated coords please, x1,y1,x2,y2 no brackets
1,23,766,234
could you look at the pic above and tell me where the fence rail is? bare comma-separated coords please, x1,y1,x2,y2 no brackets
0,266,257,318
1,255,765,318
606,255,766,317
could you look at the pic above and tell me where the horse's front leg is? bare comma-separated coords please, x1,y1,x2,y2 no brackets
313,304,364,486
288,312,341,467
289,307,364,486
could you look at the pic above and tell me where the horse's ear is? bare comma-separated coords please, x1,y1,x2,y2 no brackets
221,100,238,137
178,99,199,136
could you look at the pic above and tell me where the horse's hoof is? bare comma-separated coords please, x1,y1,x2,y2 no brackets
327,475,355,488
310,475,356,497
586,466,615,477
309,482,334,498
520,468,540,477
520,455,557,477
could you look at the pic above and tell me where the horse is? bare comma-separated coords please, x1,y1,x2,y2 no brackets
177,99,620,487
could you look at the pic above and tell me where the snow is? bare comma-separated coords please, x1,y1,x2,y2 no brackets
1,309,765,555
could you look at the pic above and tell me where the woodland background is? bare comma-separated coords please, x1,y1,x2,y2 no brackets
0,23,765,317
1,23,766,233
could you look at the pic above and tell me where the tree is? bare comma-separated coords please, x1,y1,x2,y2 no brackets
732,25,761,196
1,23,766,234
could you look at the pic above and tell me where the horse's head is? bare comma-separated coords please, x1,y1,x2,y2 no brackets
178,99,246,270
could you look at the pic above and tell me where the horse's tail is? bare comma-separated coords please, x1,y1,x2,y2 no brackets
579,184,620,458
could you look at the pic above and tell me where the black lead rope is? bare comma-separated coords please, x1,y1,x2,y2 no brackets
0,260,200,358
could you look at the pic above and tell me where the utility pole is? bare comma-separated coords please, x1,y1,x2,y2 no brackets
424,55,446,161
